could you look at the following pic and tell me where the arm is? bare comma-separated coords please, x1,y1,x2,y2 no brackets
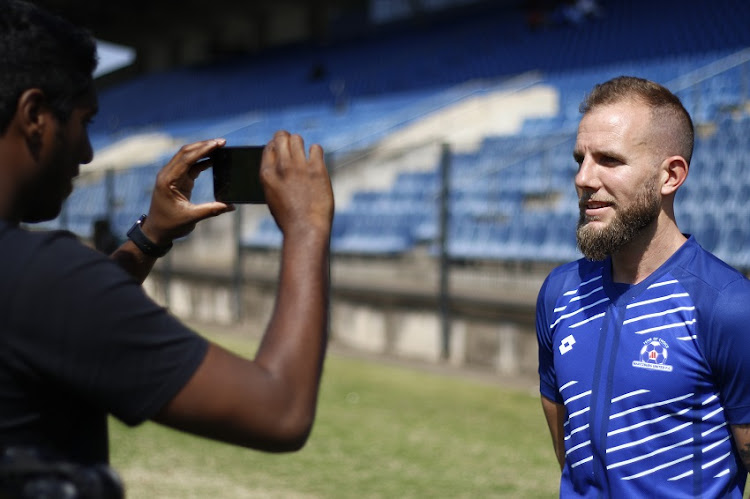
536,277,566,470
153,131,334,452
701,279,750,473
541,395,566,471
110,139,234,283
109,240,159,284
730,424,750,472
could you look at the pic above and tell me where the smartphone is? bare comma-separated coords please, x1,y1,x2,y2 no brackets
211,146,265,204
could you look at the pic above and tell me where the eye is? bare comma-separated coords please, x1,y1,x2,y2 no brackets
80,107,98,127
599,155,621,166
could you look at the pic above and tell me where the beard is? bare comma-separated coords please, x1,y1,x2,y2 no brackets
19,128,74,224
576,180,661,261
19,180,71,223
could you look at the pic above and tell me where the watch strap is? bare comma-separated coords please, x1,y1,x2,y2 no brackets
126,214,172,258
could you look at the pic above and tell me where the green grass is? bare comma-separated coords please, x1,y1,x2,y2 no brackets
109,331,560,498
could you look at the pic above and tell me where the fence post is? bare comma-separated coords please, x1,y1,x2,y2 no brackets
161,249,172,309
233,206,244,323
59,201,69,231
438,142,452,360
105,168,115,224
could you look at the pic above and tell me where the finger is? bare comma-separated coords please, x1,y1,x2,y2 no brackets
261,136,278,179
289,134,307,164
273,130,292,169
187,202,236,222
309,143,324,166
273,130,291,141
188,157,212,180
164,139,226,178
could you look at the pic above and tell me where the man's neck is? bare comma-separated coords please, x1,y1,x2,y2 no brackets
610,219,687,285
0,138,27,224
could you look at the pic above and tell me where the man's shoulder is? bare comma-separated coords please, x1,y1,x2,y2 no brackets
674,238,750,295
538,258,604,303
1,222,75,244
0,224,105,277
546,258,604,286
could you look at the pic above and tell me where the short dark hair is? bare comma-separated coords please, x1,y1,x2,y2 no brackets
0,0,98,134
580,76,694,164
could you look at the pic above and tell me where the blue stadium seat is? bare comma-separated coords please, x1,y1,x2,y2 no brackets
38,0,750,268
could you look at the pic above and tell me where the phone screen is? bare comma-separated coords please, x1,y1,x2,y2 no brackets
211,146,265,204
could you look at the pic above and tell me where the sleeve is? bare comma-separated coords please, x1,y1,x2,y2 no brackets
537,274,563,404
10,233,209,426
700,277,750,424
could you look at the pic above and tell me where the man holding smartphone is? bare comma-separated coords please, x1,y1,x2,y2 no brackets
0,0,334,468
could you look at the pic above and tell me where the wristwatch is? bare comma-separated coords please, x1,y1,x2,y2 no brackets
126,214,172,258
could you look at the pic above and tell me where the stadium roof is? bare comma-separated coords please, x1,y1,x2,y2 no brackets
94,39,136,78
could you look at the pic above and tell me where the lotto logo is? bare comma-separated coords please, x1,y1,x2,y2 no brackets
559,334,576,355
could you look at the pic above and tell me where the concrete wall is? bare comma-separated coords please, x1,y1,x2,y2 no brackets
143,253,543,380
328,298,537,377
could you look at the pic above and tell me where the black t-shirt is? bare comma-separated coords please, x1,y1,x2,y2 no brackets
0,223,208,464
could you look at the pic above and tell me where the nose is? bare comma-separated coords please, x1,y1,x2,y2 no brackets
574,155,598,193
80,134,94,164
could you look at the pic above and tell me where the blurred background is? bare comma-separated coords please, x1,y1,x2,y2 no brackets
31,0,750,382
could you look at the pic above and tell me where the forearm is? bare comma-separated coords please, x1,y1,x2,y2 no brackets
109,240,158,284
254,227,331,425
731,424,750,472
541,395,567,471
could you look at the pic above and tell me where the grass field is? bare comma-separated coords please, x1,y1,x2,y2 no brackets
109,331,560,498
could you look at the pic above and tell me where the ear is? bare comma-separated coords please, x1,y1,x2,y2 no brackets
660,155,688,196
15,88,51,139
15,89,54,162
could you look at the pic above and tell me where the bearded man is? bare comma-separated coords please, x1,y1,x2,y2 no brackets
536,76,750,497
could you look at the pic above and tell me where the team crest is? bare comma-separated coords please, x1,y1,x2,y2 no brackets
632,337,673,372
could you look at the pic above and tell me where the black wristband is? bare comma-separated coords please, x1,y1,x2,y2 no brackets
126,214,172,258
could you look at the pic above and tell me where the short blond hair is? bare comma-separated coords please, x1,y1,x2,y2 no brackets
580,76,694,164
